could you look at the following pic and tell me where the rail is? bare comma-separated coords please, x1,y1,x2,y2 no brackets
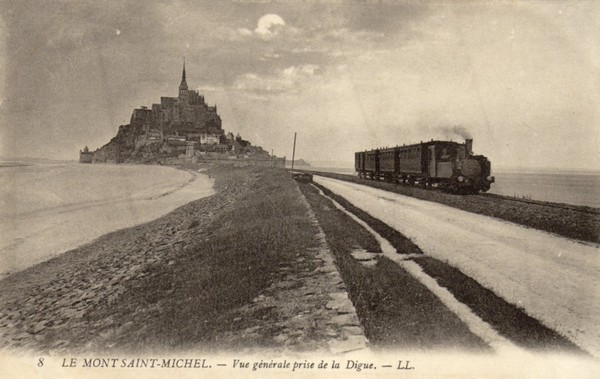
304,170,600,216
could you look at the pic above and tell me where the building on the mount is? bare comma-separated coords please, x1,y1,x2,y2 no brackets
79,146,93,163
200,133,220,145
131,61,223,148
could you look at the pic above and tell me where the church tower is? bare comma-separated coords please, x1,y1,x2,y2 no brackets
178,59,189,123
179,59,189,100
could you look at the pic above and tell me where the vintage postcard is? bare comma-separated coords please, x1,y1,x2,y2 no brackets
0,1,598,378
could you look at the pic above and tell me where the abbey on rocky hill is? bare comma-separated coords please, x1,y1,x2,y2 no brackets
130,60,223,145
80,61,279,165
81,61,260,164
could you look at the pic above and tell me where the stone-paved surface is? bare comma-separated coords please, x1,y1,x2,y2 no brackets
0,169,253,352
0,169,368,355
211,188,370,355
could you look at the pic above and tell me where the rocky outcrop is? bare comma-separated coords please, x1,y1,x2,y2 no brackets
292,159,311,167
91,124,138,163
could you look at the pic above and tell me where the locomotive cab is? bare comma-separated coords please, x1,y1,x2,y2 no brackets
452,141,494,193
430,140,494,193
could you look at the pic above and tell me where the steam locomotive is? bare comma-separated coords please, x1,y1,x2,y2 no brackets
355,139,494,193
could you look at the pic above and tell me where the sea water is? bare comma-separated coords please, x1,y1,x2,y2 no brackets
488,170,600,208
0,162,214,277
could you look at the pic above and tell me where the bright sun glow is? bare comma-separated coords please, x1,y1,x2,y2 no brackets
255,14,285,36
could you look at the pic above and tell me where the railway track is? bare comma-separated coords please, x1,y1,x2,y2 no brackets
304,170,600,216
293,169,600,244
479,192,600,215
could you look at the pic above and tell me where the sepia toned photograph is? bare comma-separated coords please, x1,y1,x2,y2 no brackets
0,0,598,378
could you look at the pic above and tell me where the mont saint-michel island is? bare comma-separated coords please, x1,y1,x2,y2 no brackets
2,3,600,376
79,62,284,167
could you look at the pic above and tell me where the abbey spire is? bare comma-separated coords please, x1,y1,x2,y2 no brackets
179,58,188,93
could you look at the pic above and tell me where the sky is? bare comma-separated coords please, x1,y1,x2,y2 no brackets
0,0,598,170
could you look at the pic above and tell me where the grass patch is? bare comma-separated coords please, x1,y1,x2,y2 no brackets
312,182,422,255
413,256,586,354
85,167,319,351
300,183,490,351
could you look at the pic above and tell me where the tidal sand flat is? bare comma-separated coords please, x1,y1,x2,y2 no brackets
0,163,214,277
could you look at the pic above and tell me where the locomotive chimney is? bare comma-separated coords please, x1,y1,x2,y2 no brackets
465,139,473,155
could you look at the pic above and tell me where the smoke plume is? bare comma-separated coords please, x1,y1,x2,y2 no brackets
437,125,472,140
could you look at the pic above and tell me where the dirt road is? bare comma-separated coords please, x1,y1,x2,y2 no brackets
314,176,600,357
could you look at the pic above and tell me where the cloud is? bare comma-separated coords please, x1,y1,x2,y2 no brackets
232,64,320,94
255,14,286,38
282,64,319,77
231,14,288,40
237,28,253,36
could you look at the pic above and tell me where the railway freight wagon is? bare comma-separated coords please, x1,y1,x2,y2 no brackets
355,138,494,193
